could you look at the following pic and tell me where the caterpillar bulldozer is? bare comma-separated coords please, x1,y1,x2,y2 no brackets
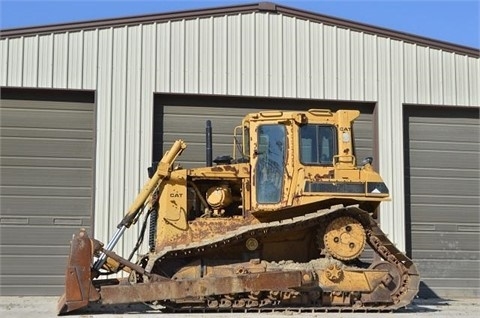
58,109,419,314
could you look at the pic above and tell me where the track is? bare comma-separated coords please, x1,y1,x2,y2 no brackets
141,205,419,312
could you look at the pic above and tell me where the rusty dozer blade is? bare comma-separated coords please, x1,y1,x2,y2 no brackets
57,140,188,315
57,229,100,315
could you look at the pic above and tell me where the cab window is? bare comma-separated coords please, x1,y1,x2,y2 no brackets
256,124,285,204
300,125,337,165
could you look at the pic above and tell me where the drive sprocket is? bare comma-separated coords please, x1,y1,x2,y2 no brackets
324,216,366,261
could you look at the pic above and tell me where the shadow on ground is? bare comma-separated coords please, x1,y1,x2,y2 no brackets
397,298,450,313
78,302,158,315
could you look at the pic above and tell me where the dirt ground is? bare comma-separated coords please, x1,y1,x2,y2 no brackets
0,297,479,318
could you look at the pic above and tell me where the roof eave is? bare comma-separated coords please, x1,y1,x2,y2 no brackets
1,2,478,57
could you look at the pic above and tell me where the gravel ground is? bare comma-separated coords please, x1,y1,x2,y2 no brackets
0,297,479,318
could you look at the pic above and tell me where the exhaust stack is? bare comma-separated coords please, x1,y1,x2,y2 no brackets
206,120,212,167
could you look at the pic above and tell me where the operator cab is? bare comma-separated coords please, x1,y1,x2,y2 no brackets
237,109,388,213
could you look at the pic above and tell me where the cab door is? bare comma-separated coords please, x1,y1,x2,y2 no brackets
250,121,291,211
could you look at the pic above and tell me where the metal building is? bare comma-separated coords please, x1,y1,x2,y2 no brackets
1,3,478,298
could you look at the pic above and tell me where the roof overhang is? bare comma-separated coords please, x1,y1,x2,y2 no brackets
1,2,478,57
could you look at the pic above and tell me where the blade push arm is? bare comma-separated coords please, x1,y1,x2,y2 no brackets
119,139,187,228
93,140,187,271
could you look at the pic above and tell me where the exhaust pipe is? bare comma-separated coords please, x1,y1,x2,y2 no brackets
206,120,212,167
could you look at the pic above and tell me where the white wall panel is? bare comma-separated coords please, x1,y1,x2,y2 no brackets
323,25,337,99
95,27,114,242
0,38,8,86
455,55,469,106
363,33,377,101
185,19,199,93
255,13,269,96
350,31,364,101
282,16,296,98
2,10,479,260
22,36,38,87
296,19,310,98
122,25,143,252
199,18,213,94
109,26,128,253
7,37,22,86
68,31,83,89
468,58,479,105
37,34,53,88
391,40,404,107
416,45,430,104
126,24,143,183
213,16,227,94
269,14,282,97
429,49,443,105
309,22,324,99
140,23,156,182
241,13,255,95
227,15,241,95
389,39,406,250
156,22,171,93
442,51,456,105
403,43,417,104
376,36,395,244
170,20,185,93
82,30,98,89
53,33,68,88
337,28,350,100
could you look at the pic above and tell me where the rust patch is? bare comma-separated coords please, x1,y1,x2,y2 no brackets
157,216,259,250
57,229,99,315
99,270,303,305
223,165,238,172
313,170,334,181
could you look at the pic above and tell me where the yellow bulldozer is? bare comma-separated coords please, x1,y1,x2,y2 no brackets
58,109,419,314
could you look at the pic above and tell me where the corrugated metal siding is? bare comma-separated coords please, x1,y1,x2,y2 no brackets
375,36,395,238
109,25,128,244
53,32,68,88
38,34,53,87
0,11,479,291
363,33,378,101
350,31,364,100
296,19,310,98
82,29,98,89
468,58,480,104
405,107,480,298
6,37,22,86
309,22,322,98
0,98,94,295
0,38,7,84
22,36,37,87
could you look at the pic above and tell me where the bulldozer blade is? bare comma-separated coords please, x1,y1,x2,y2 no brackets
57,229,100,315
